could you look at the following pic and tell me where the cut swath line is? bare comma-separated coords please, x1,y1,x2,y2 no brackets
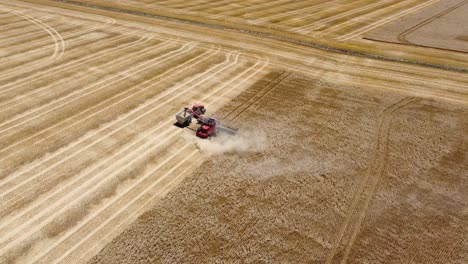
0,42,205,191
0,51,255,255
0,40,188,136
0,49,229,235
0,8,65,61
0,26,130,86
0,35,151,111
30,55,267,264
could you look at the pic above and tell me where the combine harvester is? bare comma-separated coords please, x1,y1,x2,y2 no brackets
175,104,238,138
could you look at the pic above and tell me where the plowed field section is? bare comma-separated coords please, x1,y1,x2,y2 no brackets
0,2,269,263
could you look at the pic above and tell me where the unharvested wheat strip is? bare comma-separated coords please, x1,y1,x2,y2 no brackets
0,50,230,208
0,34,137,91
249,0,331,24
0,56,252,253
30,59,267,263
318,0,420,38
0,48,225,197
0,41,189,137
76,156,203,262
2,8,65,61
294,0,394,33
337,0,441,41
0,36,150,111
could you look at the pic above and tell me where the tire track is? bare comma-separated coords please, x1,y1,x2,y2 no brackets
326,97,420,264
338,98,422,264
0,7,65,61
0,24,122,84
0,30,119,88
223,71,291,121
295,0,395,34
0,25,112,83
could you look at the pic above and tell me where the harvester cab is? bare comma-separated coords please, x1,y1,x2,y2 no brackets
196,118,218,138
175,104,238,139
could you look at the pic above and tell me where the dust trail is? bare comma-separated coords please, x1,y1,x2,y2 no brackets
183,130,266,156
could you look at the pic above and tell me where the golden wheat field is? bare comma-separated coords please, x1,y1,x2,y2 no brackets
0,0,467,263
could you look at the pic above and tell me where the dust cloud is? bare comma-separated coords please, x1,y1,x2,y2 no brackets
183,131,266,155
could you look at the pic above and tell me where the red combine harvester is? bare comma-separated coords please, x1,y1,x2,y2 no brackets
175,104,238,138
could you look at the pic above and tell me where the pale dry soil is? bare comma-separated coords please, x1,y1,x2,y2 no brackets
91,72,468,264
365,0,468,53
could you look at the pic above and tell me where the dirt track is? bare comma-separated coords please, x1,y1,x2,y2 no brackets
0,0,467,263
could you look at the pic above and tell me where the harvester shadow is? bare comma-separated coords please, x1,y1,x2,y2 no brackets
173,122,197,132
